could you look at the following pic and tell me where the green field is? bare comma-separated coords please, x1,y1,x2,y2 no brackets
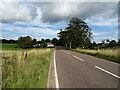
2,48,54,88
0,43,18,50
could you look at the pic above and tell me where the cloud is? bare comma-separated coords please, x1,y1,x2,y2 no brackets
1,2,118,25
92,31,108,35
2,23,59,40
1,1,118,42
1,0,119,2
93,31,118,43
0,2,37,23
86,16,118,26
32,2,118,24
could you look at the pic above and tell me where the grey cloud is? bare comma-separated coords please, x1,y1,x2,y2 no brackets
33,2,118,23
1,2,118,24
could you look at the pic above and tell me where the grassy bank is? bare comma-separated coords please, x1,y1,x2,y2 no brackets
2,48,54,88
71,48,120,63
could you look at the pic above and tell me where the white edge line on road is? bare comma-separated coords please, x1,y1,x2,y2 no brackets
95,66,120,79
81,53,118,65
98,58,118,65
54,50,60,89
73,55,84,61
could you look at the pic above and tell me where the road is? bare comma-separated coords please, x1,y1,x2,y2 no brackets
55,48,120,88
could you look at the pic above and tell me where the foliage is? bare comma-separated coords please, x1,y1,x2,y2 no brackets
71,48,120,63
40,42,48,48
108,40,117,48
45,39,51,43
17,36,36,48
2,48,54,88
58,17,92,49
0,39,17,43
51,38,58,46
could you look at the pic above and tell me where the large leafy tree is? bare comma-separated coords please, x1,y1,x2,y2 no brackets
58,18,92,49
18,36,35,48
108,40,117,48
52,38,58,46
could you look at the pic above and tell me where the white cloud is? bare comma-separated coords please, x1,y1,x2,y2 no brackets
0,2,37,23
92,31,108,35
2,23,59,40
93,34,118,42
86,16,118,26
1,0,119,2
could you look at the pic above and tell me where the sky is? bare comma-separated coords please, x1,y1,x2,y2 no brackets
0,0,119,43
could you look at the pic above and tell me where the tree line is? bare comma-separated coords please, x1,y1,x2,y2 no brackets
0,39,17,43
1,37,119,49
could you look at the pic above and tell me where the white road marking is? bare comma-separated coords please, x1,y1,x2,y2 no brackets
54,51,59,89
98,58,118,65
81,53,118,65
63,50,65,52
95,66,120,79
66,52,70,54
73,55,84,61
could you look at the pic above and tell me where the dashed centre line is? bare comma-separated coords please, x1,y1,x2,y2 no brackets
72,55,84,61
63,50,65,52
95,66,120,79
62,50,119,80
66,52,70,54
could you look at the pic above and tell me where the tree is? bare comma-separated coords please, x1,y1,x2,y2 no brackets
89,41,97,49
45,39,51,43
108,40,117,48
33,38,37,45
52,38,58,46
58,17,92,49
17,36,34,48
41,42,47,48
118,39,120,46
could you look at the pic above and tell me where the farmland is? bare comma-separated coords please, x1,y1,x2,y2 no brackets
2,47,54,88
0,43,18,50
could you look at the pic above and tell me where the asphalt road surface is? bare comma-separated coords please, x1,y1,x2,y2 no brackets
55,47,120,88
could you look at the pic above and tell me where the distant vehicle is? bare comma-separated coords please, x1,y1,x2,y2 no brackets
47,43,54,48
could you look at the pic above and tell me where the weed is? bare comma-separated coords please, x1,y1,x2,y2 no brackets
71,48,120,63
2,48,54,88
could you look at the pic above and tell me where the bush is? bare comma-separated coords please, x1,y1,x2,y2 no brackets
41,42,47,48
17,36,36,48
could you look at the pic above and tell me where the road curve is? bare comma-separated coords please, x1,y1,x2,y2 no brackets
55,48,119,88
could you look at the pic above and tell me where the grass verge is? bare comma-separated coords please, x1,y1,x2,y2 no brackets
71,49,120,64
2,48,54,88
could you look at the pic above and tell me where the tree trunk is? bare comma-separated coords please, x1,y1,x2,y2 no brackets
69,42,71,49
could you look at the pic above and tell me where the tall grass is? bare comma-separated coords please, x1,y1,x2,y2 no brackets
76,48,119,58
2,48,54,88
71,48,120,63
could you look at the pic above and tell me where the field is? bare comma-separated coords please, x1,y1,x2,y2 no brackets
0,43,18,50
2,48,54,88
71,48,120,63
